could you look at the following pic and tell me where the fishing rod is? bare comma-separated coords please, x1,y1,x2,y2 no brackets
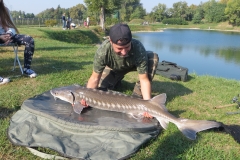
226,94,240,115
214,94,240,109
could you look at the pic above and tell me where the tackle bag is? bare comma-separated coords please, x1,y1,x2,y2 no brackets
7,86,161,160
156,60,188,82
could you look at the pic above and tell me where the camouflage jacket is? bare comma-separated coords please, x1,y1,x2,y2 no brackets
93,39,148,74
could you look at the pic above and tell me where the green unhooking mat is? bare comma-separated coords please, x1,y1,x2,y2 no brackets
7,86,161,160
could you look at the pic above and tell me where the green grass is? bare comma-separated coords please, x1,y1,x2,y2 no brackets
1,25,240,159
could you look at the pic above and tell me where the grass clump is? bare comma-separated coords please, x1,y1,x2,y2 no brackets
40,28,101,44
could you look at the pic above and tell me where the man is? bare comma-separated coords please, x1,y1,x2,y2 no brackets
86,16,90,28
62,13,66,30
85,23,159,100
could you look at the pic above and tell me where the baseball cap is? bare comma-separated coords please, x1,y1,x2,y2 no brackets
109,23,132,46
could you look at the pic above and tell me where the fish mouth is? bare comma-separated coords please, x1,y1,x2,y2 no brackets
50,90,57,100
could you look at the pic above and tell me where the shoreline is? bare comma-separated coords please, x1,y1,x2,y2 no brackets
132,27,240,33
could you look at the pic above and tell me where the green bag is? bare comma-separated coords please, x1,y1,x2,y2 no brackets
156,60,188,82
7,86,161,160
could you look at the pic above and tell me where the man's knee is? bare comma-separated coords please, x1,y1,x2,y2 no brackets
146,51,159,81
98,68,124,90
132,81,143,99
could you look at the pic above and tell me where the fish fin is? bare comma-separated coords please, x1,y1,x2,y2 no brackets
150,93,167,111
177,119,222,140
156,117,169,129
73,102,85,114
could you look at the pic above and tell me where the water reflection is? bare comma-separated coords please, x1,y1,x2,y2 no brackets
133,29,240,80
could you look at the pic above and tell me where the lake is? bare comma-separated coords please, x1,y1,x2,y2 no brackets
133,29,240,81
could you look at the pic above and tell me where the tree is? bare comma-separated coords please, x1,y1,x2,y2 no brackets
204,0,227,23
171,1,188,20
36,6,68,19
25,13,35,18
119,0,143,22
192,4,205,23
45,8,55,18
10,10,29,18
37,8,55,18
192,12,202,24
185,4,197,21
69,4,87,20
195,2,205,20
152,3,167,22
84,0,121,30
144,12,154,23
54,5,62,19
220,0,229,4
225,0,240,26
130,5,146,20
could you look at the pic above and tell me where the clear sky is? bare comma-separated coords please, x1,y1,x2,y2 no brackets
4,0,208,14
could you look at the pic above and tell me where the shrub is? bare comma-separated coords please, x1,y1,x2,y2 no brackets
45,19,58,27
162,18,188,25
129,19,145,25
105,17,119,25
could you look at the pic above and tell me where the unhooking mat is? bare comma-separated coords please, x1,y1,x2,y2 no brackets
7,86,161,160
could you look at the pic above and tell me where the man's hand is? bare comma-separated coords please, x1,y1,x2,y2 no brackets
81,99,89,107
143,112,153,118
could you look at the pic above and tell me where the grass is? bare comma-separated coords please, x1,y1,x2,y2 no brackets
1,24,240,159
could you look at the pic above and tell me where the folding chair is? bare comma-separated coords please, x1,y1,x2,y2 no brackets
0,42,23,74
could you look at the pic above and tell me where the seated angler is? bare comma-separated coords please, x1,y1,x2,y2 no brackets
0,0,37,85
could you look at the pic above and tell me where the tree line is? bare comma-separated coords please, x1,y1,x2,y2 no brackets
10,0,240,28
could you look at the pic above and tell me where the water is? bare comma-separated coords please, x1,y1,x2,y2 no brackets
133,29,240,80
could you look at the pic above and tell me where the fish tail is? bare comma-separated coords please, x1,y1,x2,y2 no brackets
177,119,221,140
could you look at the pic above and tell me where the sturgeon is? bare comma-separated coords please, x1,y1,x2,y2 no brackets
50,84,221,140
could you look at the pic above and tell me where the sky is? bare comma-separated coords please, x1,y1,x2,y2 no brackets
4,0,208,14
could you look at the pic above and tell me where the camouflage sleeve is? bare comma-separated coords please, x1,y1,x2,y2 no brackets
134,41,148,74
93,50,106,74
93,40,109,73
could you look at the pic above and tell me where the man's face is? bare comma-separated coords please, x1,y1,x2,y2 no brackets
110,40,131,58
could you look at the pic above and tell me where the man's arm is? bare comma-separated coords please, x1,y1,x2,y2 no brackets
138,73,151,100
139,73,153,118
81,71,102,107
86,71,102,89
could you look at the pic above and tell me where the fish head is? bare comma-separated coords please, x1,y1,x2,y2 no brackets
50,86,76,105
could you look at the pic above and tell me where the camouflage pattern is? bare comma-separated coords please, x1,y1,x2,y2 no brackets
93,39,159,96
146,51,159,81
132,51,159,98
93,39,148,74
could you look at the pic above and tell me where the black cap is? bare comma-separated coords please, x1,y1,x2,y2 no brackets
109,23,132,46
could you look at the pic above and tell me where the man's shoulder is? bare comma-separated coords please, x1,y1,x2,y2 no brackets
131,39,144,48
130,39,145,53
131,38,142,44
96,39,111,55
99,39,111,48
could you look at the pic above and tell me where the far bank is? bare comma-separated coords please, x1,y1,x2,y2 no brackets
127,21,240,33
